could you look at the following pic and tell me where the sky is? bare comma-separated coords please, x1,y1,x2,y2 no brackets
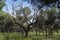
2,0,50,15
2,0,34,16
2,0,59,17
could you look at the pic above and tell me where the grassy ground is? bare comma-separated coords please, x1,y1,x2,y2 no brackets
0,32,60,40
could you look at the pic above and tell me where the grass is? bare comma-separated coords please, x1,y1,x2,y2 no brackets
0,32,60,40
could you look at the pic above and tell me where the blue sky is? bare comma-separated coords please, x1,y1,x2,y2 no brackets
2,0,59,16
2,0,34,16
2,0,49,16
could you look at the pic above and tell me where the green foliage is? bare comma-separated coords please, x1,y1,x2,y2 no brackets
0,2,5,10
47,7,56,22
0,10,15,32
23,7,31,16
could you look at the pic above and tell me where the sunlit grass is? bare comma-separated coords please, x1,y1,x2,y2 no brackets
0,32,60,40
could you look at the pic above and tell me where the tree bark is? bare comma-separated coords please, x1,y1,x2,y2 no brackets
36,29,38,36
25,30,29,37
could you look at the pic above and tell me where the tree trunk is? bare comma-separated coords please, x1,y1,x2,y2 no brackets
56,29,59,35
25,30,29,37
48,25,52,37
36,29,38,36
45,28,48,36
